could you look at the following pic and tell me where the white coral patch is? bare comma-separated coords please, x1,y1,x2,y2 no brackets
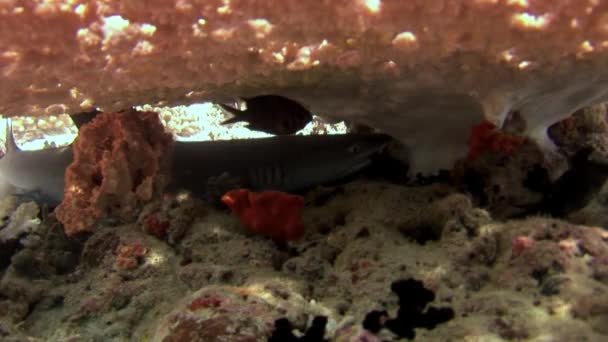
101,15,131,40
511,12,551,30
248,19,273,39
362,0,381,13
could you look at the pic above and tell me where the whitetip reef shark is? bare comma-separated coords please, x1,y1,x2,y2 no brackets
0,115,392,208
168,133,392,201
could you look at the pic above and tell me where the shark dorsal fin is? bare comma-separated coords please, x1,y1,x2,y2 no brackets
5,117,20,155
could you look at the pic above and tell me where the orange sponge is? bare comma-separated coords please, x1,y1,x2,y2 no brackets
222,189,305,241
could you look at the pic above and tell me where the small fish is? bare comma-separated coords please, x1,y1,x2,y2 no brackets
219,95,313,135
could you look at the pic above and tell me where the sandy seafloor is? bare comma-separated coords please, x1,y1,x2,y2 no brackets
0,104,608,341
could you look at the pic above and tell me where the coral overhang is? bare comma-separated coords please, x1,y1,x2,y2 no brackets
2,1,608,172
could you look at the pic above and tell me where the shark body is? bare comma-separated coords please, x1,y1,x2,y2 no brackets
168,133,392,199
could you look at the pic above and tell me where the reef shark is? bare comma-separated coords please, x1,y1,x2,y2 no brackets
0,116,392,207
168,133,392,200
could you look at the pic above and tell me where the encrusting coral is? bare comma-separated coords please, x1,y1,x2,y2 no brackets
55,109,174,236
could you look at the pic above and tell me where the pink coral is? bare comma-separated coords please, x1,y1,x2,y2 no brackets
143,213,169,240
55,109,174,236
511,236,535,258
189,295,223,311
115,242,148,270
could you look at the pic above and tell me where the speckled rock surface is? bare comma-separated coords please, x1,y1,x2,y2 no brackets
1,177,607,341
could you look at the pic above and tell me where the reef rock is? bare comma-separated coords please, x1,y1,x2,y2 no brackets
55,110,173,236
2,1,608,172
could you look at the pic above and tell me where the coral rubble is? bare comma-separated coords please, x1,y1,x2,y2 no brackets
0,178,606,340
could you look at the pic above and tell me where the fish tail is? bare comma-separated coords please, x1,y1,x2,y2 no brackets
218,103,245,125
221,116,245,125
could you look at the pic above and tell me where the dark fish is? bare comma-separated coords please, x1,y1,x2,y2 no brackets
219,95,313,135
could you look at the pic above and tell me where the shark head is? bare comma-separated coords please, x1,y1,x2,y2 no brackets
281,133,394,191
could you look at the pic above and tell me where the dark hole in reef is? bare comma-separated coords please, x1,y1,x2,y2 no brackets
317,223,332,235
401,224,440,245
309,187,345,207
91,170,103,186
540,275,570,296
333,211,347,227
531,267,549,285
523,164,551,193
463,169,488,206
0,239,19,271
362,278,454,340
355,227,370,239
359,152,411,185
271,251,290,271
132,168,145,191
268,315,328,342
414,169,452,186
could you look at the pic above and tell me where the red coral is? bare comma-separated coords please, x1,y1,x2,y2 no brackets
143,213,169,239
56,109,174,236
467,120,525,161
221,189,305,241
189,295,223,311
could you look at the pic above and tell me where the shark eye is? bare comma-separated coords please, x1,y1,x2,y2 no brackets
348,144,361,154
